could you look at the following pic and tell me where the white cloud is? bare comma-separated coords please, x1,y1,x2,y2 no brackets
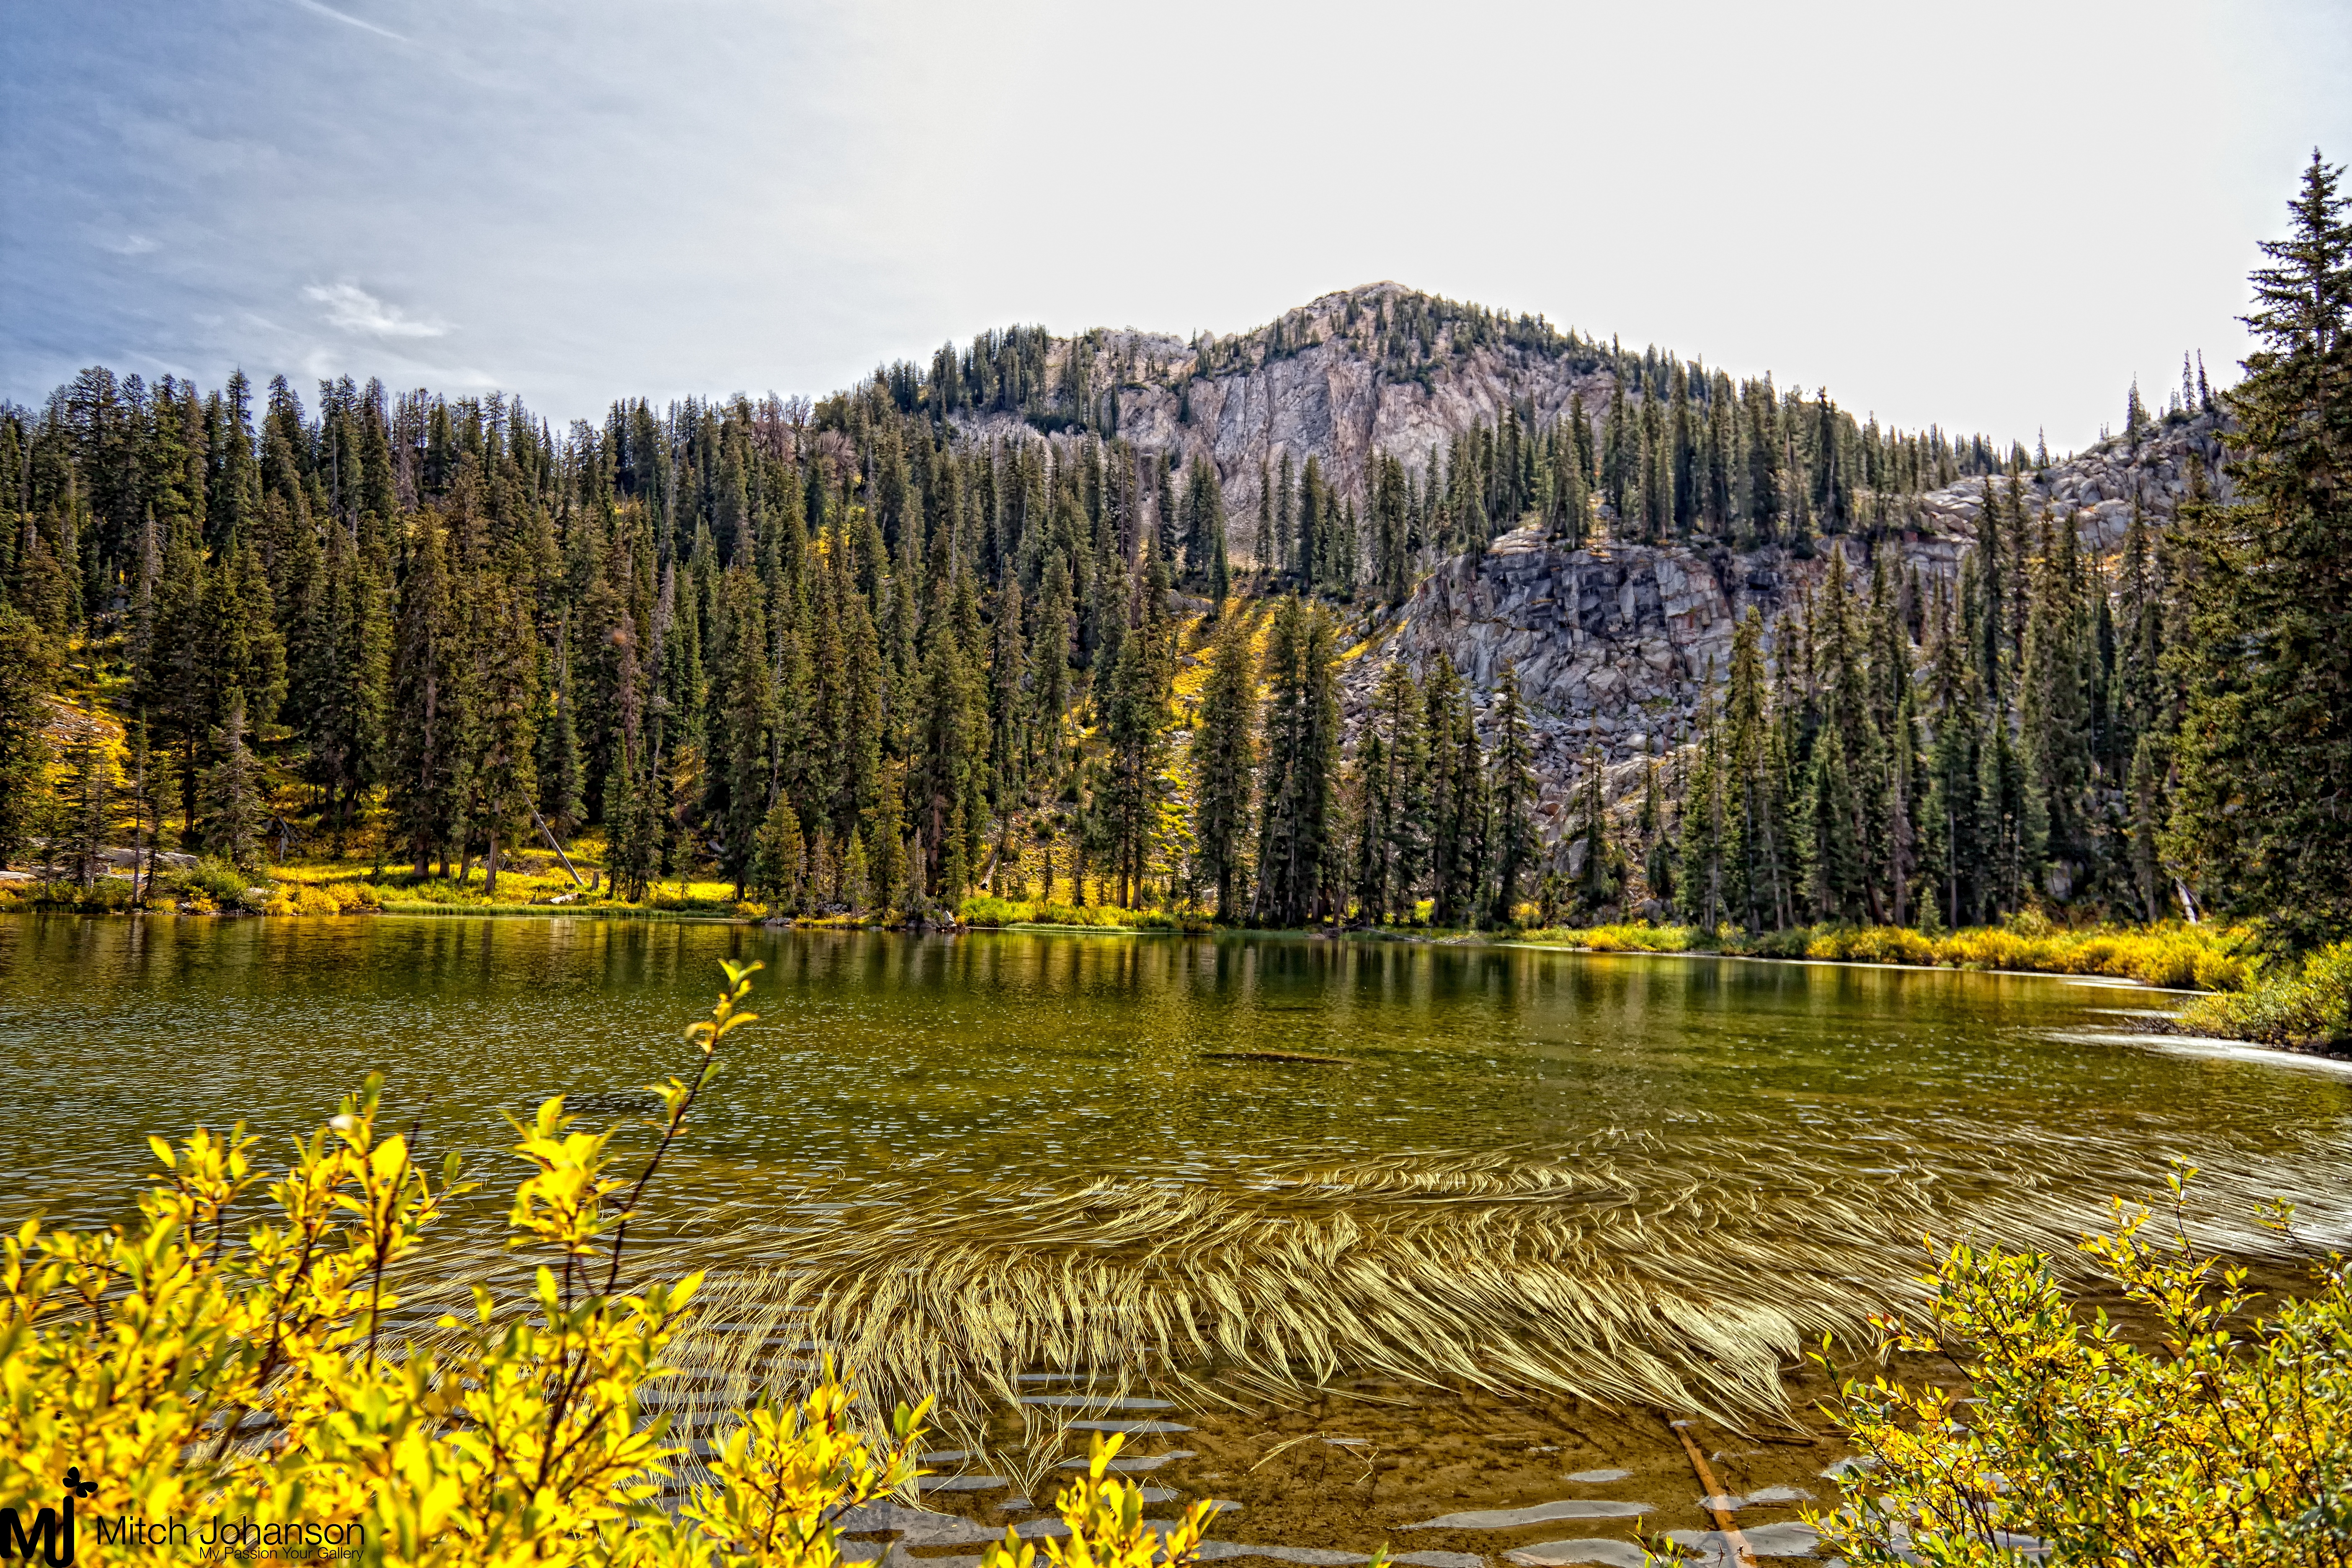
98,233,157,255
286,0,409,45
303,282,445,339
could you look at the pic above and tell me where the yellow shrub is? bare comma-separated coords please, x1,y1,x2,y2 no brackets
1524,922,1698,953
1809,927,1937,965
0,962,1243,1568
1818,1174,2350,1565
2181,940,2352,1048
263,883,344,917
2192,945,2254,993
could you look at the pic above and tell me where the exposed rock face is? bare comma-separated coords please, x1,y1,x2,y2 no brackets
954,283,1612,560
1343,413,2232,837
1112,339,1610,554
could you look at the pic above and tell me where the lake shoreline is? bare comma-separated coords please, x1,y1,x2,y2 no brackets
13,903,2344,1062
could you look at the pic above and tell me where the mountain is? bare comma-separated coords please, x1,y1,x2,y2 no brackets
928,283,2221,832
944,283,1615,547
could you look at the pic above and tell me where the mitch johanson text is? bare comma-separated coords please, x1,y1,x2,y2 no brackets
95,1516,367,1547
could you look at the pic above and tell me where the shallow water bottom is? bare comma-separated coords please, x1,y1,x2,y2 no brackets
840,1373,1851,1566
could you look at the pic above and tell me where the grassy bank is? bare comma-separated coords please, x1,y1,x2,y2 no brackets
1511,916,2258,991
20,869,2345,1056
957,894,1211,933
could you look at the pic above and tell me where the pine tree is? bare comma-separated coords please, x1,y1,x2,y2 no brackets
469,575,539,897
54,728,119,889
1886,687,1920,927
1487,665,1537,925
1372,453,1411,603
389,516,462,878
1442,683,1490,924
1723,610,1792,929
1346,722,1389,923
1806,726,1862,921
842,826,871,913
1098,574,1172,909
1251,597,1339,924
541,619,587,838
1639,751,1674,910
1745,388,1780,544
142,512,209,835
2169,150,2352,949
1190,608,1257,919
1274,453,1295,577
1575,750,1624,918
1676,722,1722,927
1372,658,1429,921
200,689,263,871
2128,733,2168,921
1924,703,1982,928
1421,655,1469,923
1253,458,1275,570
988,577,1029,816
606,732,652,901
717,567,777,897
868,763,907,917
124,713,172,901
0,606,56,869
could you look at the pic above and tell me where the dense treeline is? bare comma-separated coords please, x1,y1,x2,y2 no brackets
1,159,2343,949
0,283,2008,921
0,369,1232,910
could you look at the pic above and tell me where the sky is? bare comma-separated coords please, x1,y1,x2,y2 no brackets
4,0,2348,452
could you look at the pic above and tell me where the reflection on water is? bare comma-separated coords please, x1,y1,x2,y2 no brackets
6,914,2347,1230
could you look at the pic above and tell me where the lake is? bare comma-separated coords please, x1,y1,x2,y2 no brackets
7,913,2350,1559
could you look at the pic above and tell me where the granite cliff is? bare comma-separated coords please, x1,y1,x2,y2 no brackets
1346,412,2229,841
941,285,2225,832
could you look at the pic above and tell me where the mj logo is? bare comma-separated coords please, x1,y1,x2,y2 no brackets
0,1465,96,1566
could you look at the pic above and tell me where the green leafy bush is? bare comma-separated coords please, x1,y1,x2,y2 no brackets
959,895,1168,929
4,877,142,912
1509,918,2261,992
959,894,1024,927
170,857,266,911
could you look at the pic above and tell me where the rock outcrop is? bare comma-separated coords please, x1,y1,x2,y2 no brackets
954,283,1612,555
1341,412,2231,837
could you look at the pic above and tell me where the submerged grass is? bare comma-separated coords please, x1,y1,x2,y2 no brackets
613,1128,2341,1479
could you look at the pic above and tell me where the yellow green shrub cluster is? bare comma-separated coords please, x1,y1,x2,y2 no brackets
262,880,381,917
959,895,1202,931
0,962,1234,1568
1514,922,1704,953
1513,918,2259,992
2179,940,2352,1051
1798,919,2254,989
1816,1172,2351,1565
